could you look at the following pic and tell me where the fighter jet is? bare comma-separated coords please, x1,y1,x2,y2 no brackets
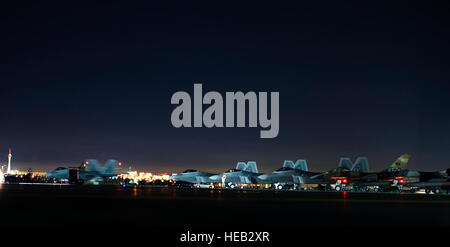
209,161,260,188
170,169,216,184
314,154,412,192
350,154,412,191
299,156,372,191
258,160,321,189
407,177,450,194
390,166,450,194
46,159,121,183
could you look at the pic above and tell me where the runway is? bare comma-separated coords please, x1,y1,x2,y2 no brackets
0,184,449,227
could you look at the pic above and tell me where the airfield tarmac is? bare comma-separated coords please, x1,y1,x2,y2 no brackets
0,184,449,227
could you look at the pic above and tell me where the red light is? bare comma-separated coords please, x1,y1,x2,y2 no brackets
399,180,404,184
85,161,89,165
118,162,122,166
342,179,348,184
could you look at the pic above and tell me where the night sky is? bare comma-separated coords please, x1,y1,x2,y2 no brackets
1,1,450,173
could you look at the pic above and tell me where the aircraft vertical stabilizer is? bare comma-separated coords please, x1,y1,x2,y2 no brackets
85,159,101,172
294,160,308,171
244,161,258,173
283,160,295,168
338,158,353,170
351,157,369,172
103,160,119,175
236,162,247,171
390,154,411,170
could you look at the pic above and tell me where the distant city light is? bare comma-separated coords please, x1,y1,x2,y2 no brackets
119,171,172,184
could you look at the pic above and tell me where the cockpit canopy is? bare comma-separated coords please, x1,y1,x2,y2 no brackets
276,167,294,172
225,169,241,173
397,169,420,177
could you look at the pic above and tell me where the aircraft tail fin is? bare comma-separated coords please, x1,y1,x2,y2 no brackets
389,154,411,170
294,160,308,171
244,161,258,173
351,157,369,172
283,160,295,169
236,162,247,171
437,169,450,178
338,158,353,170
102,160,119,175
85,159,101,172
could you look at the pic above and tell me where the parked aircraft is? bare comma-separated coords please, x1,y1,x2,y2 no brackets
209,161,260,188
305,157,371,190
396,168,450,194
170,169,216,184
350,154,412,191
258,160,320,189
46,159,121,183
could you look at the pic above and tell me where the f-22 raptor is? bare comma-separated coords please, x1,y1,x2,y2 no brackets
258,160,320,189
170,169,216,184
46,159,121,184
209,162,260,188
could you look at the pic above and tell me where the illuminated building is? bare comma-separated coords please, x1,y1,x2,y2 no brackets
7,148,12,174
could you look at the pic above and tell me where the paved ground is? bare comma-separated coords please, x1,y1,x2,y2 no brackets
1,184,449,227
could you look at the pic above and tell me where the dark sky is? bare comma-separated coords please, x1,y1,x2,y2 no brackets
1,1,450,173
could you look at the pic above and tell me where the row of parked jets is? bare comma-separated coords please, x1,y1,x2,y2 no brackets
170,154,450,193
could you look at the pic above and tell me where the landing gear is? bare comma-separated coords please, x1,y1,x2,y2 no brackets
274,183,283,190
335,185,342,191
390,187,401,193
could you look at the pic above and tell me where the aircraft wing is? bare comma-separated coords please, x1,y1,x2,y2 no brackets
292,175,305,184
239,176,252,184
196,176,210,183
310,173,324,180
351,181,392,186
295,175,340,185
79,172,101,181
406,181,450,188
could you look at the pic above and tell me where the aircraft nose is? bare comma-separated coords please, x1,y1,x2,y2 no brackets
169,175,178,180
